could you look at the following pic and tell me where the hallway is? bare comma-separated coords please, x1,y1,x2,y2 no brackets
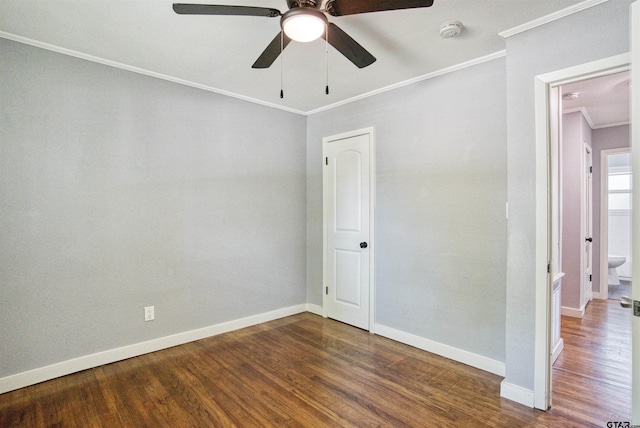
551,298,632,425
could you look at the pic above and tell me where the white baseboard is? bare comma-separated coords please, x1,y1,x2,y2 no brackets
552,338,564,363
0,304,308,395
500,380,535,408
560,305,585,318
592,291,608,300
305,303,324,317
1,305,510,397
373,323,505,376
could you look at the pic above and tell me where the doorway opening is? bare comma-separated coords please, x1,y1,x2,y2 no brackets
551,73,632,417
602,149,633,300
532,53,631,411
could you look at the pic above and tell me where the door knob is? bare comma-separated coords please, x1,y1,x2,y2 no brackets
585,237,593,242
360,242,368,249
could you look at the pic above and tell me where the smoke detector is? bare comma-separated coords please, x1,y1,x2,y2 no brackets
440,21,463,38
562,92,580,100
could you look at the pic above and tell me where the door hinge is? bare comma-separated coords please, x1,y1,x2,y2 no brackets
325,286,328,295
589,274,592,282
325,157,328,166
547,262,550,273
590,166,592,173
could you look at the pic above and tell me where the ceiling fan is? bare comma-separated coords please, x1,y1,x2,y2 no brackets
172,0,435,69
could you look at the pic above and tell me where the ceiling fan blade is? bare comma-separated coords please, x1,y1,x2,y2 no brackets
327,0,433,16
252,32,292,69
172,4,281,17
322,23,376,68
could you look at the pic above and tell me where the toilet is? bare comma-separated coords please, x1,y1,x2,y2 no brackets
608,255,626,285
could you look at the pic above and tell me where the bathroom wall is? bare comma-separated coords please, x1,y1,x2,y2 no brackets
561,111,592,313
592,125,631,293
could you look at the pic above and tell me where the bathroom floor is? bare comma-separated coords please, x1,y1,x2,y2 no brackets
608,279,632,299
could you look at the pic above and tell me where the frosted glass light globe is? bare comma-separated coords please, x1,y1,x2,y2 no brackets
282,10,327,43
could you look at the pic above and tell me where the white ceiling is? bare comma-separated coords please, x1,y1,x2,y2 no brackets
0,0,592,113
561,71,631,129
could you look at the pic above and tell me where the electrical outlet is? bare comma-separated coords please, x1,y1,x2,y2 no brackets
144,306,155,322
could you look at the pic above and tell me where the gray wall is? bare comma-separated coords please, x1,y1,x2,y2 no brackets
0,38,307,377
592,124,631,294
504,0,631,391
307,58,508,362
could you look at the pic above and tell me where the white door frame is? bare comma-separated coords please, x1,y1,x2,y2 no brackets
533,53,631,410
322,127,376,331
583,143,594,307
632,3,640,421
599,147,632,300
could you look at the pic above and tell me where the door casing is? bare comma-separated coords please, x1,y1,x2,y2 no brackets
533,53,631,411
583,143,593,308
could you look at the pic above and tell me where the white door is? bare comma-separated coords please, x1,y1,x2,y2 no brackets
323,129,373,330
630,2,639,422
583,144,593,306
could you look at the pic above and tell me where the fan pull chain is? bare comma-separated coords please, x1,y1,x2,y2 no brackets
280,31,284,99
325,24,329,95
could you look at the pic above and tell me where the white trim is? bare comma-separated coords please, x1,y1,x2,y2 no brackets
500,381,535,408
592,120,631,130
583,142,594,305
534,75,552,411
0,30,504,117
563,107,595,129
0,304,308,395
552,338,565,363
306,51,506,115
534,53,631,412
0,31,307,116
373,324,505,376
560,305,586,318
499,0,608,39
537,53,631,86
305,303,324,316
632,5,640,422
592,291,608,299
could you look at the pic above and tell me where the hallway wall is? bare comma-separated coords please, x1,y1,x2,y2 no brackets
503,0,631,396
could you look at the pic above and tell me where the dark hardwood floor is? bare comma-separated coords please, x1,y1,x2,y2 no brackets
0,299,633,427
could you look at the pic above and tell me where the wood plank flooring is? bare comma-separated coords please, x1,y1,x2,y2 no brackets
550,298,632,426
0,299,633,427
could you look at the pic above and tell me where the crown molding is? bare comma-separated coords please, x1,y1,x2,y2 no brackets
305,50,506,115
2,30,504,116
563,106,630,130
563,106,595,128
499,0,608,39
0,31,308,116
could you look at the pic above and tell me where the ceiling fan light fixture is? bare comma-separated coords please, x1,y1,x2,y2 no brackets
281,8,327,43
